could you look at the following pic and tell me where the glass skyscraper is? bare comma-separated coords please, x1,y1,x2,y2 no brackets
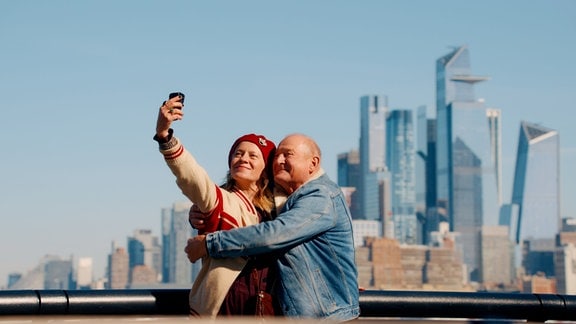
359,95,388,220
415,106,428,227
337,149,362,219
127,229,162,282
435,45,500,282
387,109,417,244
510,121,560,244
161,201,198,286
416,107,439,245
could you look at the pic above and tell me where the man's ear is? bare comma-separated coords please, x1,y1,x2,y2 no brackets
309,156,320,173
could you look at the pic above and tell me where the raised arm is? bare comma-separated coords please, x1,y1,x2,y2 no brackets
153,94,218,213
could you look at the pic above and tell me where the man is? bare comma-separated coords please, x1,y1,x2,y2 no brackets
185,133,359,321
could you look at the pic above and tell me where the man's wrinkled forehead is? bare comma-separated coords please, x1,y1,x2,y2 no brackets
278,135,306,150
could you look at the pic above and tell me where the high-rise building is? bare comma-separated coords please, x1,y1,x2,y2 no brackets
128,234,145,269
435,45,500,282
127,229,162,283
510,121,560,245
416,107,440,245
44,258,73,289
379,175,394,239
358,95,388,221
161,208,172,283
108,245,129,289
337,149,362,219
555,243,576,294
556,219,576,294
161,201,198,286
387,109,417,244
338,149,360,187
481,225,512,286
522,238,555,277
6,255,56,290
76,257,93,289
415,106,428,243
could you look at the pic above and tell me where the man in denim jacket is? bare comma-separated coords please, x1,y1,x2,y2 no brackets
186,133,359,321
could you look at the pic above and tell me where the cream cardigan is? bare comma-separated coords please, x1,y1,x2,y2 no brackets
159,135,262,317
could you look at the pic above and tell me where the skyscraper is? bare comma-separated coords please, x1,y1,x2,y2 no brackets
337,149,361,219
481,225,512,286
127,229,162,282
76,257,93,289
359,95,388,221
44,258,72,289
510,121,560,245
108,245,129,289
386,109,417,244
435,45,500,282
416,106,439,245
161,201,198,286
161,208,171,283
556,218,576,294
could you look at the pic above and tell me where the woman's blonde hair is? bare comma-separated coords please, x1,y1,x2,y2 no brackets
221,171,275,216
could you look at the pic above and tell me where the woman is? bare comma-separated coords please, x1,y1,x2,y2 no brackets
154,94,279,317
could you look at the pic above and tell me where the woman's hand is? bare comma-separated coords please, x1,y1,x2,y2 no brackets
155,95,184,139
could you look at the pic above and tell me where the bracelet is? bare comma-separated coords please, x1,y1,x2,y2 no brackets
153,128,173,144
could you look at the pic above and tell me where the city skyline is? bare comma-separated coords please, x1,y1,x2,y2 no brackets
1,1,575,283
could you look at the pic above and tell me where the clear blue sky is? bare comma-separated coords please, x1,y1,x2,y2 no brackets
1,0,575,284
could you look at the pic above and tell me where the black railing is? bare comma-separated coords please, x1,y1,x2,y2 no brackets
1,289,575,322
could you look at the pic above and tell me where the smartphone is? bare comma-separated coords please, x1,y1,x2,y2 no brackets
169,92,185,106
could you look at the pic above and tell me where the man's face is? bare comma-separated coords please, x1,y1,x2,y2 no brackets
272,135,313,192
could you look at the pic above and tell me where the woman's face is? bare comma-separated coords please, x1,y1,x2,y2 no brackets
229,141,266,187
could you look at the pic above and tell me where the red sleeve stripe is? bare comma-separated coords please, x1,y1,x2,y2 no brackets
219,211,239,230
163,145,184,160
200,185,225,234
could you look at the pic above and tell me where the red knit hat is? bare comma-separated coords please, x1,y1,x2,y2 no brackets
228,134,276,168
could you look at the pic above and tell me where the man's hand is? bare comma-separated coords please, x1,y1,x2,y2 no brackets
184,235,208,263
189,204,208,231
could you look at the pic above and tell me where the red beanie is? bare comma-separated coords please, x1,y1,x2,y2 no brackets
228,134,276,168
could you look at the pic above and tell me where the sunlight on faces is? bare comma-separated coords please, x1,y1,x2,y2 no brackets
273,135,320,193
229,141,267,189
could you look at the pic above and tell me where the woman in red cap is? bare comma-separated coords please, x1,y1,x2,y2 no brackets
154,94,280,317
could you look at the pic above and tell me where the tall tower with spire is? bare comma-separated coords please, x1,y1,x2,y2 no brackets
435,45,501,282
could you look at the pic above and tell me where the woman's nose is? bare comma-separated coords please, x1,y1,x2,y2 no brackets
239,152,249,161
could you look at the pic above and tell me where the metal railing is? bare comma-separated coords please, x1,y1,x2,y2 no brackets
1,289,575,322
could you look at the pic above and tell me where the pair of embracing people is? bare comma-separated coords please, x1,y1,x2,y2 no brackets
153,93,359,322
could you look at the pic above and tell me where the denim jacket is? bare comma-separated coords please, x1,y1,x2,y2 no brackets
206,172,360,321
